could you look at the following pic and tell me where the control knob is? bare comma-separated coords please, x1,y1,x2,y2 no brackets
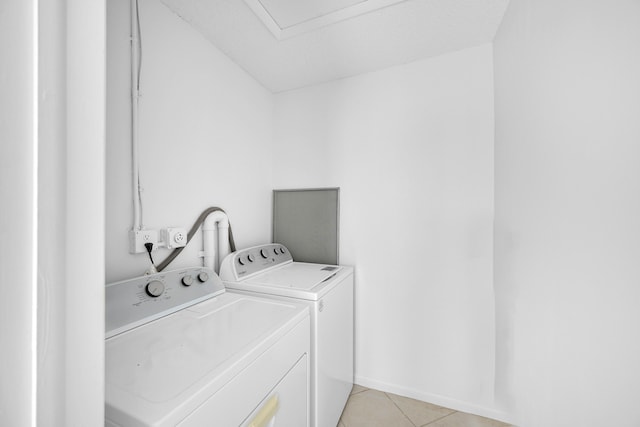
181,275,193,286
198,272,209,283
145,280,165,298
247,254,255,263
260,249,268,258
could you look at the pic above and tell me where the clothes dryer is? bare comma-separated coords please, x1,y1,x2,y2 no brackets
220,244,354,427
105,267,310,427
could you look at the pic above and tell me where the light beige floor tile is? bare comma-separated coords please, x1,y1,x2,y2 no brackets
386,393,455,426
428,411,512,427
338,420,347,427
340,389,414,427
350,384,368,395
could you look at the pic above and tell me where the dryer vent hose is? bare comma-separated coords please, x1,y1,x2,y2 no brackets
156,207,237,272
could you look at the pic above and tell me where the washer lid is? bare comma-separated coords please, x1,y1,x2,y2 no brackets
244,263,341,291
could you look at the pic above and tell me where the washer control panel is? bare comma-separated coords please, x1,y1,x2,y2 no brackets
106,267,224,338
220,244,293,281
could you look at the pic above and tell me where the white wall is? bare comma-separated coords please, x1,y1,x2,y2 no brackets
63,1,107,424
494,0,640,426
274,45,500,419
0,1,36,425
37,0,67,424
107,0,274,282
1,0,107,425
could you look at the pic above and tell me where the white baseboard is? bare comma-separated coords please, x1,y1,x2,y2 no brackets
354,375,515,425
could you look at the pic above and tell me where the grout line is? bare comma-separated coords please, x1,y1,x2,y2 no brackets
421,411,459,426
349,386,369,396
345,386,510,427
383,392,418,427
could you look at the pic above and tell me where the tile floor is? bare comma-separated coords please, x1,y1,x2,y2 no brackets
338,385,512,427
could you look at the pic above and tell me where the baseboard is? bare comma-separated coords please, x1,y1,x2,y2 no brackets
354,375,514,425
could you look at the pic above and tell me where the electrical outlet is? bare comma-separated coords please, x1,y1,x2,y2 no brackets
162,227,188,249
129,229,159,254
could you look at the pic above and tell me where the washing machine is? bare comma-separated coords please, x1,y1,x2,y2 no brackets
105,266,310,427
219,244,354,427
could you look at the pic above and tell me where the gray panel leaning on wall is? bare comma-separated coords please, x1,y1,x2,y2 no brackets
272,188,339,265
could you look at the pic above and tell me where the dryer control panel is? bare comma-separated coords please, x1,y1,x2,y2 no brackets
106,267,224,338
219,244,293,281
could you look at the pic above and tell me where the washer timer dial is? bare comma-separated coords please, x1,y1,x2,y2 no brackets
145,280,165,297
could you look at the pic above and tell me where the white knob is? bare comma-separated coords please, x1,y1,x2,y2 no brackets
145,280,164,297
181,275,193,286
247,254,255,263
198,272,209,282
260,249,268,258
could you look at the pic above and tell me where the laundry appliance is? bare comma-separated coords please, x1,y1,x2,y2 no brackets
220,244,354,427
105,266,310,427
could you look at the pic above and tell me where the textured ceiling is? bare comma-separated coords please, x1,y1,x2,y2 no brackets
160,0,510,93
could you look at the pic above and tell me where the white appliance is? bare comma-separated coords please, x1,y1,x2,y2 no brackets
220,244,354,427
105,266,310,427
